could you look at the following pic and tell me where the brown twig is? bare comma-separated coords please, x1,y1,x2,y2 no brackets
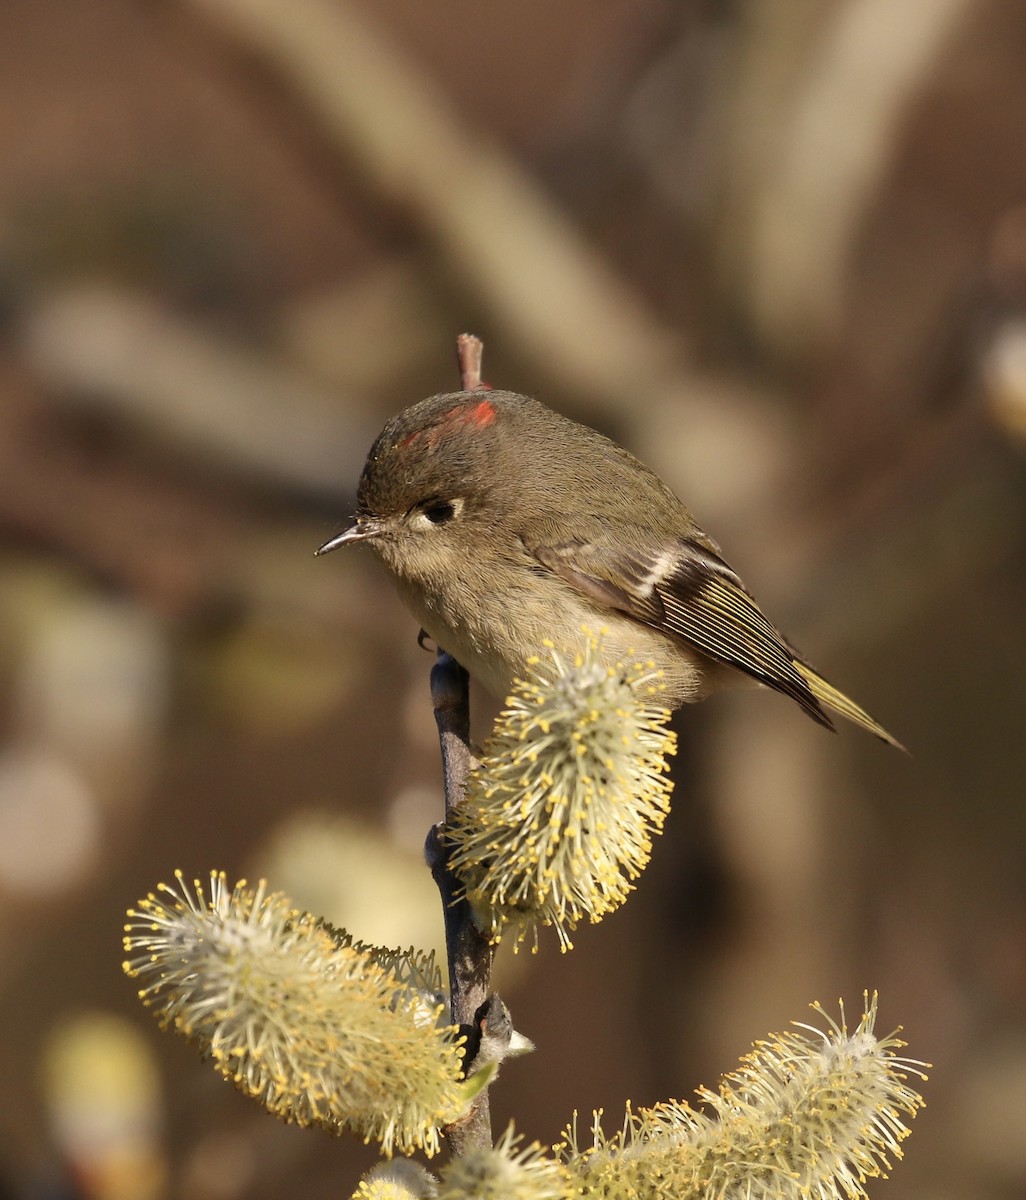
456,333,488,391
426,655,495,1155
424,338,497,1157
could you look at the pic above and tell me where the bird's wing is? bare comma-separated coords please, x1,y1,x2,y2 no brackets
530,533,834,730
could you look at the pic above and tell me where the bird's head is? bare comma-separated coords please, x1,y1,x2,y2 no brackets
316,391,523,582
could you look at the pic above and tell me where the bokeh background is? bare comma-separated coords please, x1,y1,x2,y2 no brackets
1,1,1025,1196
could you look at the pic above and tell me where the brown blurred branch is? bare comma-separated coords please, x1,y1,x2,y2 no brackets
18,284,374,498
721,0,972,356
0,359,238,616
180,0,685,410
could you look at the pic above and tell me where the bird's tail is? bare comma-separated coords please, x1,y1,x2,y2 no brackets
794,661,906,751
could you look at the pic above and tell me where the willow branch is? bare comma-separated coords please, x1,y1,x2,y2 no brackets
423,338,497,1157
456,333,487,391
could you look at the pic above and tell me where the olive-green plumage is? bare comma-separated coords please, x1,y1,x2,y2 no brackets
318,390,900,748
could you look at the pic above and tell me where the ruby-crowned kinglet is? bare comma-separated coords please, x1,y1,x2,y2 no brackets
317,390,899,747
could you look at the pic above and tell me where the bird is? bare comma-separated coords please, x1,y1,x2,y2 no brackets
317,389,900,748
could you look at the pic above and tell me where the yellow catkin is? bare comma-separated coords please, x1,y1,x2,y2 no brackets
435,1127,571,1200
123,871,466,1156
447,634,676,951
564,994,927,1200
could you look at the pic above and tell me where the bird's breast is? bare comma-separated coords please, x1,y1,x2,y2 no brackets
391,567,714,708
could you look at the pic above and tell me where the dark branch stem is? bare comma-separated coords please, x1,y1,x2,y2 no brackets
427,335,496,1156
428,651,495,1155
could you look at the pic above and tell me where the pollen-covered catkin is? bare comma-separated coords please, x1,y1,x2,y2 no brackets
123,871,467,1156
447,634,676,950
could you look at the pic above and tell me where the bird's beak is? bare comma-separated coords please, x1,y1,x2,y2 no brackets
315,517,381,556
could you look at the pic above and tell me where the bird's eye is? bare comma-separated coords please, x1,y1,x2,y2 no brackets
409,497,463,530
421,500,458,525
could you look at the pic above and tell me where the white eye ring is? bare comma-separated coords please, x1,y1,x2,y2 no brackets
411,497,463,529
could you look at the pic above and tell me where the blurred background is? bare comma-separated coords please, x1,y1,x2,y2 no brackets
1,0,1025,1196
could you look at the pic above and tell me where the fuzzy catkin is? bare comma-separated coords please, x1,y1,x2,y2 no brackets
565,994,927,1200
123,871,466,1156
447,636,676,950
